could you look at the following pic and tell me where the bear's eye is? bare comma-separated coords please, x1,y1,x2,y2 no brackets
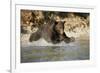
57,25,63,29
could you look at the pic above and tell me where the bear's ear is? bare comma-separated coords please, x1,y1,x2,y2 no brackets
63,21,66,24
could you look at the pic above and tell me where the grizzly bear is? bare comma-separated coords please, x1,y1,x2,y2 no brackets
29,20,75,44
51,21,75,44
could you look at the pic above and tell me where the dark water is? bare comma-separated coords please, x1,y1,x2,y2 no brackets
21,39,89,63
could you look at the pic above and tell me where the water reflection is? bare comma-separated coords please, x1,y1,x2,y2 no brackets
21,39,89,63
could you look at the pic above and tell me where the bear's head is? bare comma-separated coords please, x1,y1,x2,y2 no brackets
51,21,66,44
54,21,66,35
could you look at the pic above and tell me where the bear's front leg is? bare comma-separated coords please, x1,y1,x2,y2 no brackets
63,33,75,43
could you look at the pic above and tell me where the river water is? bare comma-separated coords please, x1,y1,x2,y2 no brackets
21,38,89,63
